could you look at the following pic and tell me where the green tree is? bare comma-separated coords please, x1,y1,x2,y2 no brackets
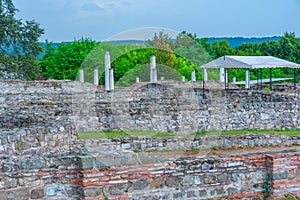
40,38,97,80
173,31,211,78
211,40,235,58
148,31,176,67
0,0,44,80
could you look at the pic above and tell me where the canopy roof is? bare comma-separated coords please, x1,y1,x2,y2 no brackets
201,56,300,69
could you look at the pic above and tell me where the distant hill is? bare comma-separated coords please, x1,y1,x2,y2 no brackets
37,36,280,58
207,36,280,48
106,37,280,48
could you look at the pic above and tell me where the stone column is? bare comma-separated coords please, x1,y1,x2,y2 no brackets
245,69,250,89
79,69,84,83
105,51,110,91
191,70,196,82
219,68,225,83
136,76,140,83
232,76,236,84
150,55,157,83
203,68,208,82
94,68,99,86
225,69,228,84
182,76,186,82
109,68,114,90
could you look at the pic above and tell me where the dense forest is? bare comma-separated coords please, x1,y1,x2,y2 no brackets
39,32,300,86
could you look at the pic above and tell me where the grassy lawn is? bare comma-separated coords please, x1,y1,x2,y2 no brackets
76,129,300,140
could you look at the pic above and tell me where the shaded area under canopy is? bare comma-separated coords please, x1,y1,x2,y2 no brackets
201,56,300,90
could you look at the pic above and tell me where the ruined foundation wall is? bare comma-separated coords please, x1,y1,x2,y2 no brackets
1,80,300,199
1,80,300,135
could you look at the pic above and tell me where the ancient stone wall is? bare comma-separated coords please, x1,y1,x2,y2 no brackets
1,146,299,199
73,134,300,169
1,80,300,199
1,80,300,134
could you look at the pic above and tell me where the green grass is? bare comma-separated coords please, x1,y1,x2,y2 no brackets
77,129,300,140
77,130,177,140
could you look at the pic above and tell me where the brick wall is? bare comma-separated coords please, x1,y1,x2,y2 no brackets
74,151,300,199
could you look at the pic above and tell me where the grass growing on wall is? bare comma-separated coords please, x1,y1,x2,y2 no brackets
76,129,300,140
77,130,177,140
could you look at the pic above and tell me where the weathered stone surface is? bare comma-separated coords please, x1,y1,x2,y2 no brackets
82,187,102,197
31,189,44,199
7,189,30,200
273,171,287,180
0,177,17,189
165,177,179,187
0,81,300,200
150,178,164,188
128,179,149,191
182,175,194,186
204,175,217,184
78,156,94,169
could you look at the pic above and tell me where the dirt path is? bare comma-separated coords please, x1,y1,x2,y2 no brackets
148,145,300,159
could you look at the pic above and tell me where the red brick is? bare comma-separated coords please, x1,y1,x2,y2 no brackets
80,182,93,187
243,192,264,197
291,161,300,165
242,181,250,185
228,193,243,199
91,181,106,186
232,157,245,161
37,172,50,177
272,185,281,189
81,169,99,173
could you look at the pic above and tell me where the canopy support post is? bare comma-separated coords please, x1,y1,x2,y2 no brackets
202,69,205,99
294,68,297,90
260,69,263,90
224,69,228,90
245,69,250,89
270,68,273,91
256,69,259,90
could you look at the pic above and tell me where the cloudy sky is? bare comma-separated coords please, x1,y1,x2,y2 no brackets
14,0,300,42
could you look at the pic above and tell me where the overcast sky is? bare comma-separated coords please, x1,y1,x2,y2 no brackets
14,0,300,42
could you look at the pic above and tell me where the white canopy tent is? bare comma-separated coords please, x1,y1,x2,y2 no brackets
201,56,300,90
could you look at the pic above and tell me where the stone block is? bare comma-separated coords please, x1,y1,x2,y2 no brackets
19,177,41,187
31,189,44,199
194,176,201,185
96,155,115,167
186,190,197,198
128,179,149,191
204,175,217,184
231,173,238,182
182,175,194,186
173,192,183,199
7,189,30,200
121,143,131,149
199,190,207,197
202,162,213,170
82,187,102,197
0,177,17,189
109,184,127,195
78,155,94,169
150,178,164,188
165,177,179,187
273,171,287,180
296,168,300,179
217,173,229,183
45,185,58,196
